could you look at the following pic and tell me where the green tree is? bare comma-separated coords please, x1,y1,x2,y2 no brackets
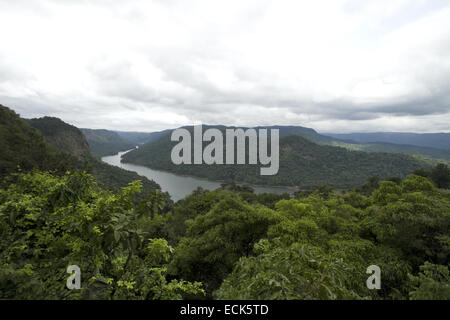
363,175,450,268
169,193,277,295
430,163,450,189
215,240,360,300
408,262,450,300
0,171,203,299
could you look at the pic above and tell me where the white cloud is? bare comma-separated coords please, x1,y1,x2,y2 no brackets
0,0,449,132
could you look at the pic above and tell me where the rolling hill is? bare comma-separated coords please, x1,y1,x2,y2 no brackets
121,125,433,189
117,125,450,163
269,126,450,162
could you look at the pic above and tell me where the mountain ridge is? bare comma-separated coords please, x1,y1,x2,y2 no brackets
324,132,450,150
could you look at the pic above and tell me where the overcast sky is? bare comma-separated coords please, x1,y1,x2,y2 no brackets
1,0,450,133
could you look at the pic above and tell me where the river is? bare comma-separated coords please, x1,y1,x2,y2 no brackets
102,150,294,201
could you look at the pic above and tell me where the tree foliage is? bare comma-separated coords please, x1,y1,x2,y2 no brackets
0,171,203,299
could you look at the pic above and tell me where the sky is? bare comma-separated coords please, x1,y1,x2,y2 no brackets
0,0,450,133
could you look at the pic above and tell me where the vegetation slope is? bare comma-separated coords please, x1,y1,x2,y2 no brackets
122,126,433,189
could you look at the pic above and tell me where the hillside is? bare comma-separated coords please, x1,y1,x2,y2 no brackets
28,117,91,158
33,119,163,195
353,142,450,162
121,126,432,189
114,125,450,163
0,105,79,182
81,128,135,157
267,126,450,162
0,105,164,197
324,132,450,150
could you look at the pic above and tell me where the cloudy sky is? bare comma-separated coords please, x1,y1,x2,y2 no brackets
1,0,450,133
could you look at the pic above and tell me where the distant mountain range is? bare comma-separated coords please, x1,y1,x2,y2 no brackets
323,132,450,150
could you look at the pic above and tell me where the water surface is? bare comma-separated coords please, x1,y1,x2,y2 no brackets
102,150,294,201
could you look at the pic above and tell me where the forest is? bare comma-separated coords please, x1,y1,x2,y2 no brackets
1,169,449,299
122,126,437,189
0,104,449,300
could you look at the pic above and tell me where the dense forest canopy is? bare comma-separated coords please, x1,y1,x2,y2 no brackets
1,170,449,299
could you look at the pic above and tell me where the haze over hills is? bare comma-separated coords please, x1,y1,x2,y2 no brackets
259,126,450,162
344,142,450,162
324,132,450,150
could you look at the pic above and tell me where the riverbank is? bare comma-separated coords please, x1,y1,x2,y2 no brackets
102,150,294,201
119,148,299,192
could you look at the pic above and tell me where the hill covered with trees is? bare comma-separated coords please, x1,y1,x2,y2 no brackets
28,117,91,158
114,125,450,163
0,105,79,182
0,105,166,201
122,126,433,189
